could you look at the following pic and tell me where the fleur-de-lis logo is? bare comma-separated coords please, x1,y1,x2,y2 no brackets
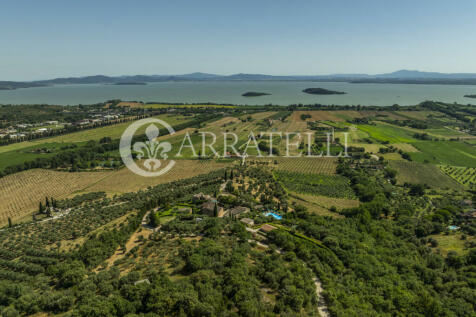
120,118,176,177
133,124,172,171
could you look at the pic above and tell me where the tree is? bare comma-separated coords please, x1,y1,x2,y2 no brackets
39,202,45,214
51,197,57,209
7,217,12,228
149,212,160,228
1,306,19,317
409,184,425,196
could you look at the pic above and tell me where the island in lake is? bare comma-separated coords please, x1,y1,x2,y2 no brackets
242,91,270,97
464,94,476,99
302,88,346,95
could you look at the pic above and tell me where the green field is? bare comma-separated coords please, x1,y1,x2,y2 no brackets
425,127,467,138
410,141,476,167
0,142,71,170
357,122,417,143
0,114,190,153
275,170,355,199
0,114,193,170
389,161,463,190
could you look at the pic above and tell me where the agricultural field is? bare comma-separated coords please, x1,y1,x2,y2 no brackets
335,127,370,145
269,157,337,175
0,169,110,226
410,141,476,167
0,142,63,170
288,110,344,123
153,111,283,159
357,122,417,143
275,170,355,198
40,113,191,143
389,161,463,190
397,110,440,121
382,152,403,160
350,143,383,153
291,192,359,211
288,194,341,218
359,110,408,121
0,114,194,171
80,159,232,195
391,143,420,152
425,127,468,138
0,159,232,225
440,165,476,188
288,110,365,123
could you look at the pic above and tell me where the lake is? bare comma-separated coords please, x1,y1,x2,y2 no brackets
0,81,475,106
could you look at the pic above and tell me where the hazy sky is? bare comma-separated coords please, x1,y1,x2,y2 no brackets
1,0,475,80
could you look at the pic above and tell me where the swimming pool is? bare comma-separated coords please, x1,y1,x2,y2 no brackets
264,212,282,220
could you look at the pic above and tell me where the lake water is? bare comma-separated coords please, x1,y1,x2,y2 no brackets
0,81,475,106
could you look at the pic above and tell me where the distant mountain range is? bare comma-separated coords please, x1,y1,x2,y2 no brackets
2,70,476,90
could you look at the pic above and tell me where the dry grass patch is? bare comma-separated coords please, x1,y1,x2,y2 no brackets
392,143,420,152
102,227,153,270
83,159,232,195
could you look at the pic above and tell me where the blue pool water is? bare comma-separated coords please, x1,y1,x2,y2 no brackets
264,212,282,220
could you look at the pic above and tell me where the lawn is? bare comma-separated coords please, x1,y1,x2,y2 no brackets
410,141,476,167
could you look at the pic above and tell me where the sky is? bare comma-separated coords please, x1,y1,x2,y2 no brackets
1,0,475,81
